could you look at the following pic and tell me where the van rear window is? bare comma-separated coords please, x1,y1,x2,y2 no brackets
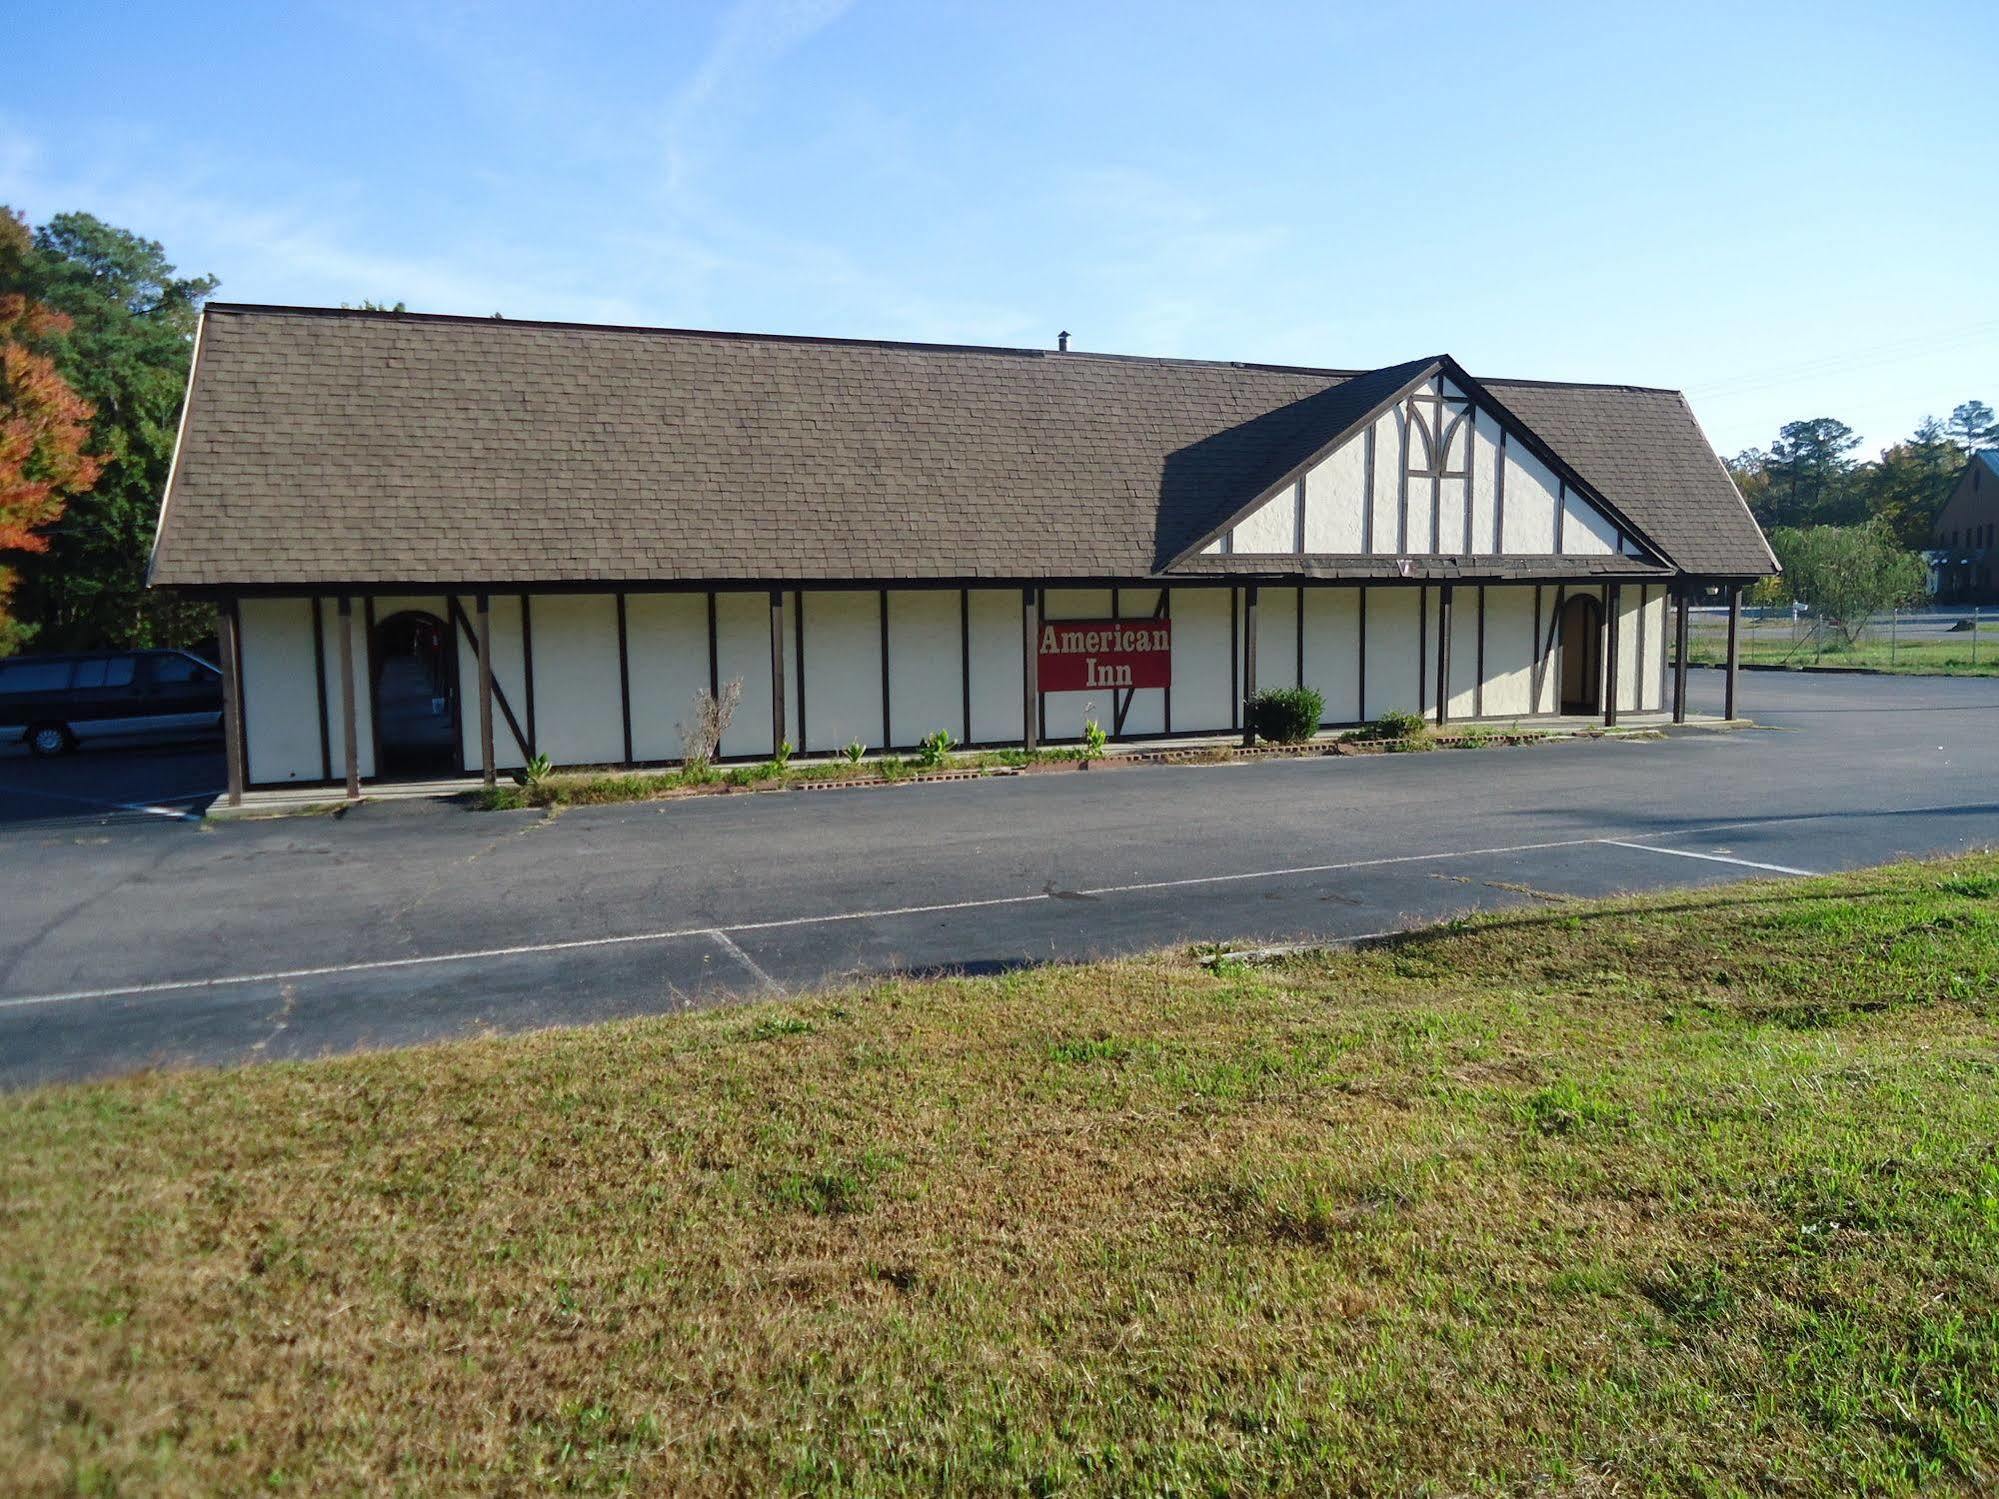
0,661,71,695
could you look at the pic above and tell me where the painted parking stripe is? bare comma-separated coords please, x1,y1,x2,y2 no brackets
0,783,220,823
1598,840,1815,876
0,821,1820,1013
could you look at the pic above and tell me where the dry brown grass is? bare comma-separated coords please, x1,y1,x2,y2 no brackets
4,859,1998,1493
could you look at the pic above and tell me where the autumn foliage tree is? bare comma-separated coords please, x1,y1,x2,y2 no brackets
0,211,101,654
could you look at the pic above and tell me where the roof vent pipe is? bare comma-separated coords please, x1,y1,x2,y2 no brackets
1057,330,1070,352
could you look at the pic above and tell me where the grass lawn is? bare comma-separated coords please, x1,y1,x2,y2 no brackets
1688,625,1999,676
5,860,1999,1494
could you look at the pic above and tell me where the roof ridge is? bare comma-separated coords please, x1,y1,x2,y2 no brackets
197,303,1680,392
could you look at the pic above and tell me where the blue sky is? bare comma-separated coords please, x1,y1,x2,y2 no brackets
4,0,1992,458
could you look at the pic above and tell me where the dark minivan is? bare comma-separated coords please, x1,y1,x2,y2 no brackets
0,650,224,756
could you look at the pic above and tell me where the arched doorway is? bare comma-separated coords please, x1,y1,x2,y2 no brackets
1558,594,1602,715
373,610,460,777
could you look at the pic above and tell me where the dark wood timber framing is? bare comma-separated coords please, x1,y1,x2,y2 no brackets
218,598,245,806
1241,583,1259,747
445,597,530,764
769,589,787,752
1435,584,1454,725
1417,585,1429,718
794,590,808,750
1360,426,1376,554
705,592,719,698
615,593,632,766
362,596,381,778
1474,586,1487,718
1495,429,1509,551
958,589,971,745
476,593,496,787
1036,589,1048,744
878,588,892,748
337,595,360,798
1634,584,1649,711
1554,480,1568,555
1020,587,1038,751
1603,582,1623,727
1294,587,1305,689
1529,585,1544,713
1725,585,1742,719
310,597,331,782
1673,584,1691,724
1357,585,1368,720
1228,587,1239,731
519,593,537,758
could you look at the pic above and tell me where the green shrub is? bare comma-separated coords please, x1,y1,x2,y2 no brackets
1352,710,1433,749
917,729,956,768
512,752,554,789
841,739,867,766
1082,719,1109,761
1247,687,1324,744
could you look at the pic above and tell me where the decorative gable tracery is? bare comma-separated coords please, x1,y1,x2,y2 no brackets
1196,373,1655,566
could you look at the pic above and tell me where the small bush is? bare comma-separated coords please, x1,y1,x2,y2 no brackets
771,738,793,771
1082,719,1109,761
678,679,743,774
841,739,867,766
512,752,554,789
917,729,956,768
1247,686,1324,744
1353,710,1432,748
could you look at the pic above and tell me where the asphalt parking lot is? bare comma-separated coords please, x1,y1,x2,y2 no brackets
3,667,1996,1087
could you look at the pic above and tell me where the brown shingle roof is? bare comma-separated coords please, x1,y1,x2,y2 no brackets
148,305,1775,589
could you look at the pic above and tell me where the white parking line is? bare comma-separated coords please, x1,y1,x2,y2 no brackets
0,783,220,823
0,820,1827,1013
1599,840,1815,876
705,928,782,993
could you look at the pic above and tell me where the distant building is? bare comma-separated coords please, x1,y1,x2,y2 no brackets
1931,450,1999,602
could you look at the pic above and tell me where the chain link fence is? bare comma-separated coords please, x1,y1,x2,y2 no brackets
1683,604,1998,674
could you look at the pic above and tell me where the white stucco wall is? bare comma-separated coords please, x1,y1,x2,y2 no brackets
1303,437,1366,553
1480,587,1540,718
1361,587,1419,719
966,589,1024,744
451,594,530,772
625,592,710,762
1563,488,1621,556
1171,586,1235,732
239,597,323,783
799,590,883,755
1232,484,1296,553
887,589,965,748
1254,587,1300,694
712,591,775,760
528,593,623,767
1469,418,1501,556
1301,586,1361,723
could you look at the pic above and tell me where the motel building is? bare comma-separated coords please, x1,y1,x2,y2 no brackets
146,306,1776,804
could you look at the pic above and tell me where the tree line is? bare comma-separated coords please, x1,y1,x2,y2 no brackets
0,206,215,655
1729,405,1995,547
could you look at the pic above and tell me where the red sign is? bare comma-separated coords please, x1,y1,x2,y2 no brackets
1038,618,1172,693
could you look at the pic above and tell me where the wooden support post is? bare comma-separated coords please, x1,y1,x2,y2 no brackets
475,592,495,787
1724,584,1742,720
337,596,360,797
1241,584,1260,747
1672,584,1691,724
218,598,245,806
769,588,787,754
1021,587,1038,751
1435,583,1454,726
1603,584,1622,727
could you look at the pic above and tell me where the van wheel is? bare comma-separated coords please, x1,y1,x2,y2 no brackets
28,722,74,757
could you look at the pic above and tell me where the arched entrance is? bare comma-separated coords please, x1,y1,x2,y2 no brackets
373,610,460,777
1558,594,1602,715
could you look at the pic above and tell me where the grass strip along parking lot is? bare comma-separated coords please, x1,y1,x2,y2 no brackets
4,857,1998,1493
